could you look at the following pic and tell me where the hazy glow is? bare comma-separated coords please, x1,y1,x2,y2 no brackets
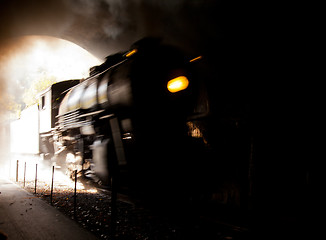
7,36,102,157
3,36,102,84
167,76,189,93
1,36,103,184
10,104,39,154
7,156,98,193
26,39,99,79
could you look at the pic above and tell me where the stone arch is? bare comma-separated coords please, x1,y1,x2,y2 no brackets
1,0,222,59
0,0,142,59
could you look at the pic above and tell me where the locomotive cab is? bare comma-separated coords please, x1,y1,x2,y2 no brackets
37,80,80,160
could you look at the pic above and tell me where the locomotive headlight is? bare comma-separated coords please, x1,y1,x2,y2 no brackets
167,76,189,93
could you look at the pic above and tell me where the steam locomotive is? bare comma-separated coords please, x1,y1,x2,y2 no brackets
38,38,209,202
10,37,311,236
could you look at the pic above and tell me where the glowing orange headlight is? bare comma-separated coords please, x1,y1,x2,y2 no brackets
167,76,189,93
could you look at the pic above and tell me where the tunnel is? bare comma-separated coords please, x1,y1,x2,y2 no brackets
0,1,315,240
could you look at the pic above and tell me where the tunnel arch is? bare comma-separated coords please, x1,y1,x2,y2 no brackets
0,34,105,86
0,0,219,60
0,0,144,59
0,25,136,61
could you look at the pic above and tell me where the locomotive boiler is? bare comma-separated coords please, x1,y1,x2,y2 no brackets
39,38,207,201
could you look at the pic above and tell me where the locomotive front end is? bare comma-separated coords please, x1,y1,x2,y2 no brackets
53,38,205,195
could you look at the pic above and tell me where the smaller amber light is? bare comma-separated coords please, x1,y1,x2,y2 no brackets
189,56,202,62
167,76,189,93
125,49,138,57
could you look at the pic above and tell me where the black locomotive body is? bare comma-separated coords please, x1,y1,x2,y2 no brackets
39,39,208,204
